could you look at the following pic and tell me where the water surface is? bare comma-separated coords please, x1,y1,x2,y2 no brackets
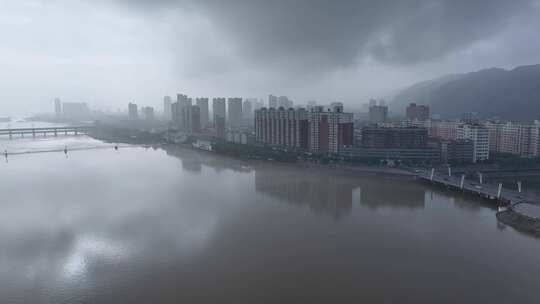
1,133,539,303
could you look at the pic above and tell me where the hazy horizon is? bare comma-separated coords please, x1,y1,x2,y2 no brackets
2,0,540,115
3,3,540,302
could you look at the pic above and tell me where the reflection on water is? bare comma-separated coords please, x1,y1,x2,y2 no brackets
255,167,356,218
255,165,427,218
1,133,540,303
358,179,426,210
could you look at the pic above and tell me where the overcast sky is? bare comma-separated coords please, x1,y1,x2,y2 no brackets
1,0,540,115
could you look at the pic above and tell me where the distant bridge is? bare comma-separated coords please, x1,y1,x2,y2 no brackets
0,126,94,139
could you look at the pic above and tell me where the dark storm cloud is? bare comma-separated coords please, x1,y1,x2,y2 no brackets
118,0,532,70
2,0,538,115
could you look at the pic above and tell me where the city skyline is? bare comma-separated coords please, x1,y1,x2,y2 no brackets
3,2,540,303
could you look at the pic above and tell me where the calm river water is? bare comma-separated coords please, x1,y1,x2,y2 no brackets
1,129,539,303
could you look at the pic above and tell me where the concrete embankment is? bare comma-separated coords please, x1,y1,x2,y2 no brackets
497,209,540,237
304,164,416,180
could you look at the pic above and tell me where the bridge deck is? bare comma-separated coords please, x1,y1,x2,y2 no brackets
0,126,94,137
416,169,534,206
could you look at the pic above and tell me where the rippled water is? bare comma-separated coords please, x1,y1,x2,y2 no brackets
1,132,539,303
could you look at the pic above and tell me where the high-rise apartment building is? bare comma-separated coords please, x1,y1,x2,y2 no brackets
243,99,254,119
501,123,530,156
181,99,193,132
128,103,138,120
196,98,209,128
215,116,226,139
254,105,354,154
163,96,172,120
369,105,388,124
142,106,155,121
309,105,354,154
485,122,539,157
306,100,317,111
268,95,278,108
485,122,504,153
254,107,309,149
172,94,193,132
212,97,226,126
191,105,201,133
457,124,489,163
253,99,265,111
227,98,243,128
428,121,460,140
406,103,430,121
277,96,293,109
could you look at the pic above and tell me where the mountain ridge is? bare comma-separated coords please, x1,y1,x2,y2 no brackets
392,64,540,121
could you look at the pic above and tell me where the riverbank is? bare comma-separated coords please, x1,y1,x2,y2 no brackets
496,209,540,237
87,125,417,179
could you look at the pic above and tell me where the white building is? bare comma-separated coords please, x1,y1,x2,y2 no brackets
483,121,540,158
457,124,489,163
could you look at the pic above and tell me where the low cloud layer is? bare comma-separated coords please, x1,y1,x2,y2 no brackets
1,0,539,114
120,0,531,68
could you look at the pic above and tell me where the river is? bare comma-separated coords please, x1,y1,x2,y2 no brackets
1,126,539,303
